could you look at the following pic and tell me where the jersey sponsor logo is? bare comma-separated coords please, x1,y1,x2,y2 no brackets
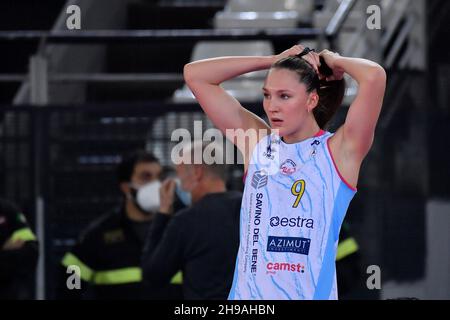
251,170,268,189
267,236,311,255
310,139,320,158
263,136,277,160
280,159,297,175
269,216,314,229
266,262,306,275
254,193,263,226
251,193,264,274
263,149,275,160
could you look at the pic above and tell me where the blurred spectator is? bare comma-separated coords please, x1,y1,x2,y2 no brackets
0,198,39,299
142,141,242,300
336,221,365,299
56,150,182,299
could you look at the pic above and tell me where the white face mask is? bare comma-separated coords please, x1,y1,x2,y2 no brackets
132,180,161,213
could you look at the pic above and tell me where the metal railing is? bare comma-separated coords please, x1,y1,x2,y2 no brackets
0,73,184,83
0,28,321,44
0,27,321,87
0,0,427,91
324,0,357,50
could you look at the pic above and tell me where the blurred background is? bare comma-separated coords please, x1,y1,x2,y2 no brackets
0,0,449,300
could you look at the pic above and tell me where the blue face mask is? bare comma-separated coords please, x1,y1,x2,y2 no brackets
174,178,192,207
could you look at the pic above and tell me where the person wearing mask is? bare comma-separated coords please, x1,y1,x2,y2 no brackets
142,141,242,300
57,150,182,299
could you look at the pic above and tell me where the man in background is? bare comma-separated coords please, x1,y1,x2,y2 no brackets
142,141,242,299
57,150,182,299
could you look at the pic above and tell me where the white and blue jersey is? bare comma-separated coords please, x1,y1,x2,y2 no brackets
228,130,357,300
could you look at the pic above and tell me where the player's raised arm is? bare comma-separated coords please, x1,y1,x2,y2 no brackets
323,50,387,188
183,45,311,166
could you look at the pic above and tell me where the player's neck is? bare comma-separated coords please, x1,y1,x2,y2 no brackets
282,119,321,144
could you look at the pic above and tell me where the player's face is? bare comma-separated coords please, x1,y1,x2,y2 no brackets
263,68,314,138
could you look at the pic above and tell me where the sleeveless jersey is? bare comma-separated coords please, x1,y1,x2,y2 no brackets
228,130,357,300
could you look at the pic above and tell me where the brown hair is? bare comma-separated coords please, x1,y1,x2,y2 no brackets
272,56,346,129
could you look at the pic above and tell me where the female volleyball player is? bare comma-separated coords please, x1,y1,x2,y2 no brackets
183,45,386,299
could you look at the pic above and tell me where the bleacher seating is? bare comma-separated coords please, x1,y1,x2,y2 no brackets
173,40,274,103
214,0,314,29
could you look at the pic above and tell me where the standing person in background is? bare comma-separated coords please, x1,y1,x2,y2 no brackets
142,141,242,300
56,151,182,299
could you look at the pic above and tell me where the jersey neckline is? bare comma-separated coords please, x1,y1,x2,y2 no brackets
278,129,327,146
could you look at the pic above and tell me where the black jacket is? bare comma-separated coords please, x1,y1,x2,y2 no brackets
142,191,242,300
57,205,182,300
336,222,364,299
0,199,39,299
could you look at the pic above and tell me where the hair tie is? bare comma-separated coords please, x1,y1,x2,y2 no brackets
296,47,315,58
